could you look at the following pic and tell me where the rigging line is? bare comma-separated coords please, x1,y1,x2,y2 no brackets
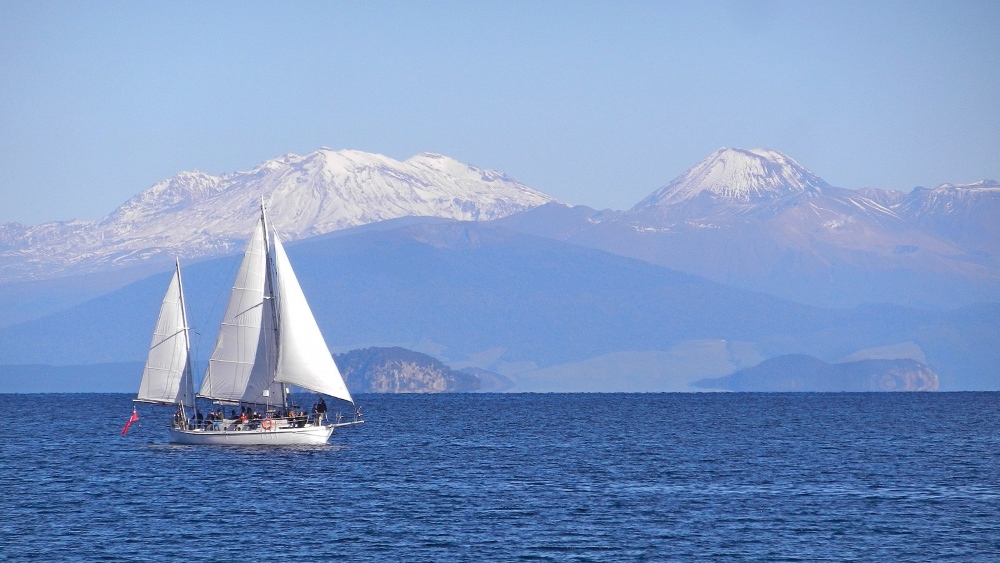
222,301,265,320
146,329,188,350
175,258,195,410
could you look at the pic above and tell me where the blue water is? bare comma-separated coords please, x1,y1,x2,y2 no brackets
1,393,998,561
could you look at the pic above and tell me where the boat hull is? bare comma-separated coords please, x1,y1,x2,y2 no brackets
168,424,335,445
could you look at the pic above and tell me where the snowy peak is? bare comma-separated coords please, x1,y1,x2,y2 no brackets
0,148,556,282
249,148,553,235
633,147,832,208
109,147,555,239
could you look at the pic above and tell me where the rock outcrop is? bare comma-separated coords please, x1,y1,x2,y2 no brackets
335,346,483,393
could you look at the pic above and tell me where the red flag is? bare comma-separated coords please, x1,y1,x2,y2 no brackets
122,408,139,436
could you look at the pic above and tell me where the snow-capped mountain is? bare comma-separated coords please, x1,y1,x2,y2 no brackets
626,147,903,230
0,149,555,281
498,148,999,308
633,147,831,208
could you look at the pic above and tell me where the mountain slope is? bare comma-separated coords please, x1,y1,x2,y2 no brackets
0,220,831,371
893,180,1000,259
0,149,554,282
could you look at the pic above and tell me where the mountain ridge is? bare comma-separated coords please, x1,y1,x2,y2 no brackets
0,219,997,390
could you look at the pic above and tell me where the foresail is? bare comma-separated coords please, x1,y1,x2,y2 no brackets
271,234,354,403
137,265,193,406
198,219,269,403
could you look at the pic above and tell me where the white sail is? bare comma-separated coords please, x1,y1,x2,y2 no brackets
137,261,193,406
271,234,354,403
198,219,268,402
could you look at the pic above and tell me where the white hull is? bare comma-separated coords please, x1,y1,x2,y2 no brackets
168,424,335,445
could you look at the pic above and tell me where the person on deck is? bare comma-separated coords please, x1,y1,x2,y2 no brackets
313,397,327,425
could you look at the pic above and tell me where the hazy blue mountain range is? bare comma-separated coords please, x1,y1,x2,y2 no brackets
891,180,1000,259
0,220,996,391
1,147,996,392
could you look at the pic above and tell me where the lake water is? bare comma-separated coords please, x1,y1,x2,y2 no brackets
1,393,998,561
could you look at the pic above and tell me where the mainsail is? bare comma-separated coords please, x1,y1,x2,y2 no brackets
198,219,269,403
136,260,194,407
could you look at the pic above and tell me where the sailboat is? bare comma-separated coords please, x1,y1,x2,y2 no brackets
134,199,362,445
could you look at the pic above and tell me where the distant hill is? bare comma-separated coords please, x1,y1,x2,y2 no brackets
335,346,482,393
694,355,939,392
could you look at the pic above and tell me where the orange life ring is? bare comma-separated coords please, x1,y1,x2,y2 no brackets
261,418,273,431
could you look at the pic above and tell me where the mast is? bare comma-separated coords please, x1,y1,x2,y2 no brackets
175,257,195,411
260,197,287,410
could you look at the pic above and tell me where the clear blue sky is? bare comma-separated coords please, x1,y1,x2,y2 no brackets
1,0,998,224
